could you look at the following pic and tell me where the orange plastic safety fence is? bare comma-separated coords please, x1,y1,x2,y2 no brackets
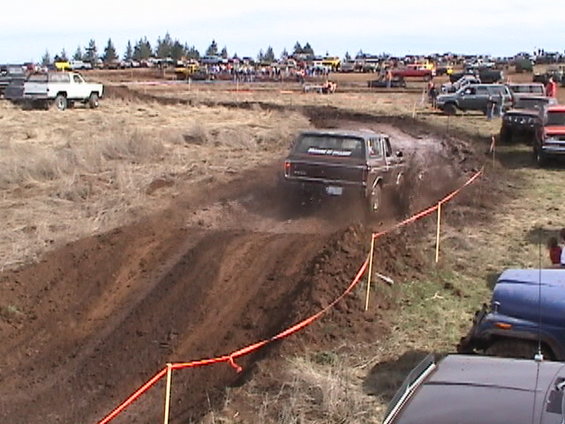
95,168,483,424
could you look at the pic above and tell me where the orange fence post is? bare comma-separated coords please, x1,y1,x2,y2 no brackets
490,136,496,168
163,363,173,424
365,237,376,311
435,202,442,263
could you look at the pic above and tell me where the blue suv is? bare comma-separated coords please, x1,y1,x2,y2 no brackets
458,269,565,360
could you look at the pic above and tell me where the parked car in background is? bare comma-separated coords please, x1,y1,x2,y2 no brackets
500,96,557,143
450,68,504,84
436,84,512,115
0,65,26,97
383,353,565,424
458,269,565,359
20,72,104,110
533,65,565,85
533,105,565,166
391,63,435,81
69,60,92,70
440,74,481,93
340,60,356,72
367,76,406,88
507,83,546,98
282,129,404,216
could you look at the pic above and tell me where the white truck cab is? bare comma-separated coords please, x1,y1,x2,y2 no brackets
23,71,104,110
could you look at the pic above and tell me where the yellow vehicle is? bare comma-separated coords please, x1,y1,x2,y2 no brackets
174,63,200,79
322,56,341,71
54,61,71,71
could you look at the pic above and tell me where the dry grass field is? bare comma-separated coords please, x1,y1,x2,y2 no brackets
0,99,310,270
1,68,564,423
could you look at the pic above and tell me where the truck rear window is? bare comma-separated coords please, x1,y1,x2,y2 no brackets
294,135,365,158
547,112,565,126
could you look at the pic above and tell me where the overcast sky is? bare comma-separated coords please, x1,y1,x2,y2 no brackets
2,0,565,63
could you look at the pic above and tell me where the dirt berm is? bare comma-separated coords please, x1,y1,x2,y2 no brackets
0,114,482,423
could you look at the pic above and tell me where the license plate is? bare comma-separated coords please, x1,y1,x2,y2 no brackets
326,186,343,196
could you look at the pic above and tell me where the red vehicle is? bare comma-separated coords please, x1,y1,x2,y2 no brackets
533,105,565,166
391,63,435,81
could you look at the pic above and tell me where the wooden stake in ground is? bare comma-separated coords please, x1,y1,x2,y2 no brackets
365,237,376,311
435,202,442,264
163,363,173,424
490,135,496,168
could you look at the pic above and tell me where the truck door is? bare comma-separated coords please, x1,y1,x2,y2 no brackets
383,137,403,185
71,74,90,99
475,86,490,111
459,86,478,109
367,137,386,190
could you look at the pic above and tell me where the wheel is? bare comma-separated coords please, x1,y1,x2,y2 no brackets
499,127,512,143
54,94,67,111
534,146,546,167
485,338,552,360
88,92,99,108
443,103,457,115
367,184,383,217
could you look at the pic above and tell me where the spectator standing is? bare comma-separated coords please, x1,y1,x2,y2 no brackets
546,76,558,98
548,236,562,266
427,79,438,108
386,68,393,89
560,228,565,267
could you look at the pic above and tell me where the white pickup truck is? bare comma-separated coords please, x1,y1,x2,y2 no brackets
22,72,104,110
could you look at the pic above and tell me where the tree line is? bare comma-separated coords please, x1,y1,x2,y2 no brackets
41,35,319,66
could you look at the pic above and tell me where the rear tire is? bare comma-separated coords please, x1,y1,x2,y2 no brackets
534,147,546,167
500,127,512,143
88,92,99,108
366,184,383,218
443,103,457,115
54,94,67,111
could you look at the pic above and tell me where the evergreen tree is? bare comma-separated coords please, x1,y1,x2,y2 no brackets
220,46,228,59
156,33,173,58
264,46,275,63
185,45,200,60
205,40,218,56
293,42,302,55
281,48,289,59
123,41,133,61
41,50,51,66
345,51,351,61
103,38,118,63
73,46,83,61
170,41,185,61
84,39,98,64
257,49,264,63
59,48,68,61
133,37,152,60
302,42,314,55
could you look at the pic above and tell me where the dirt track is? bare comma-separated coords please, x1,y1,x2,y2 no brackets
0,104,479,423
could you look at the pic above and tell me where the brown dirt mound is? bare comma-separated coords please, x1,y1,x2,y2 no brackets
0,105,487,423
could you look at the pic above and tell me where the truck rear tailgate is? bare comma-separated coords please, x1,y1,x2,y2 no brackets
286,157,366,185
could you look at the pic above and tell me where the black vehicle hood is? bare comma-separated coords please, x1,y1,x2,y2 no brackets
392,355,565,424
505,108,541,117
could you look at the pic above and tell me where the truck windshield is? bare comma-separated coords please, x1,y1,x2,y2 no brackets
294,135,365,159
547,112,565,126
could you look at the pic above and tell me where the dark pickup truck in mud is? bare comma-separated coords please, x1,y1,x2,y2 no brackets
283,129,404,215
